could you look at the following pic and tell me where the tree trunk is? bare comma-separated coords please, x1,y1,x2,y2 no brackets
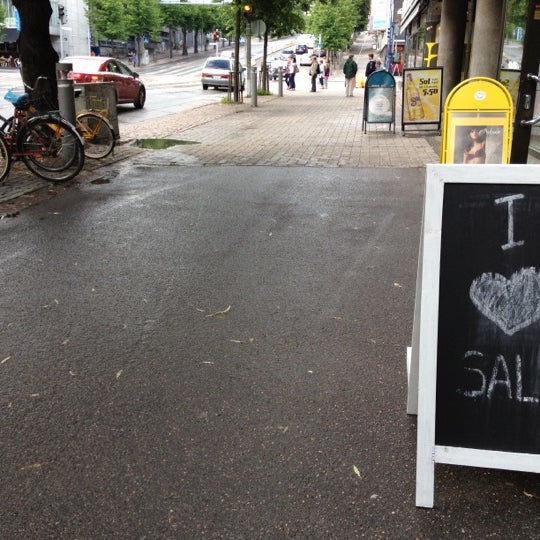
13,0,59,110
182,28,188,56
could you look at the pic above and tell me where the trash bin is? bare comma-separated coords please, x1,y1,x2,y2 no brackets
73,82,119,139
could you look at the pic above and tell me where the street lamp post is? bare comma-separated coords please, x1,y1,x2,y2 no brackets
243,4,252,96
386,0,395,72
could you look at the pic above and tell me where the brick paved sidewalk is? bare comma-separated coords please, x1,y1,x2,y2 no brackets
0,71,441,207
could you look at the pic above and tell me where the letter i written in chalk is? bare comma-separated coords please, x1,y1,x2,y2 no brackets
495,194,525,251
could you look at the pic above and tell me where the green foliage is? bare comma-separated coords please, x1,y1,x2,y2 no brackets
125,0,163,42
505,0,528,40
0,3,5,42
86,0,162,42
85,0,128,41
308,0,364,52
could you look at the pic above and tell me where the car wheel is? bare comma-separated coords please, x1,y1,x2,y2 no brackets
202,84,208,90
134,87,146,109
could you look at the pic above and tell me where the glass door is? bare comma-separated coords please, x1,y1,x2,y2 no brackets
504,0,540,163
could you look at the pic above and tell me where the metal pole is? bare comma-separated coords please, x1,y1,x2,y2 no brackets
56,62,76,125
250,67,257,107
278,67,283,97
386,0,395,71
246,21,252,96
60,26,64,59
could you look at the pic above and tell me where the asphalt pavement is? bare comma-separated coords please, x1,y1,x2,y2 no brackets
5,45,540,539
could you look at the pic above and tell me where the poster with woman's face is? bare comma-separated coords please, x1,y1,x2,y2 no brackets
453,125,505,164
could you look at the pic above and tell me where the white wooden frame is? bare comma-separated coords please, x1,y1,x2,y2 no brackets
413,164,540,508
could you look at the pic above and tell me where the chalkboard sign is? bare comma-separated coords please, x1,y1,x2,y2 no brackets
414,164,540,508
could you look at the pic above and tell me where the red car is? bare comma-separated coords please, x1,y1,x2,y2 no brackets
64,55,146,109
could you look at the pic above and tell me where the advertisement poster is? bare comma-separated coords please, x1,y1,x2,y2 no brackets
367,87,394,123
402,68,443,128
446,112,509,164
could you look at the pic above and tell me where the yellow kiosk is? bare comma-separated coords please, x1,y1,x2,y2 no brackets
440,77,513,164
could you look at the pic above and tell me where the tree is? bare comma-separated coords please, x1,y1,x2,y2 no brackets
12,0,59,110
126,0,163,66
0,3,6,43
308,0,359,52
239,0,310,90
85,0,129,56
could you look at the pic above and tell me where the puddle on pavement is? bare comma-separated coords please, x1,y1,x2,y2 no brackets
136,138,200,149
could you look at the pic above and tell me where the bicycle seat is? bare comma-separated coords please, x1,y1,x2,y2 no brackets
4,89,30,108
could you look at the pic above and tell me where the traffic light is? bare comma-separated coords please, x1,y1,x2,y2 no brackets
243,4,252,22
58,4,66,23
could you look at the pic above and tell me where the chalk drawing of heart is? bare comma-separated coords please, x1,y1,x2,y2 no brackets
469,267,540,336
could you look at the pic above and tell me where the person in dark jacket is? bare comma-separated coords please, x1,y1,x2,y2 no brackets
343,53,358,97
365,52,377,78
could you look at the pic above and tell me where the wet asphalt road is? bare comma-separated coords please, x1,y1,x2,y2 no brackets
1,161,540,538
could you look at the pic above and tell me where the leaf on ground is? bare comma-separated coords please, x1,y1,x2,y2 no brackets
393,282,403,288
1,356,11,365
69,370,76,376
20,463,43,471
116,369,123,379
202,361,215,365
524,490,537,498
229,337,254,344
353,465,361,478
206,305,231,318
62,339,70,346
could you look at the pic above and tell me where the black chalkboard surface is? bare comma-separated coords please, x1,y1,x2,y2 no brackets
436,183,540,453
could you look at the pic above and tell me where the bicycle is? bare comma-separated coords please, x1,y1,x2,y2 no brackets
2,75,115,160
76,109,115,159
0,87,85,184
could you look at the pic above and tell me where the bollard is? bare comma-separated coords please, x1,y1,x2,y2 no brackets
251,67,257,108
278,67,283,97
56,62,76,125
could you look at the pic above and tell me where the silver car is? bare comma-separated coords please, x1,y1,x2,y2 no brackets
201,57,245,91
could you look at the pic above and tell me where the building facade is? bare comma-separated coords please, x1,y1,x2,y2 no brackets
398,0,539,163
1,0,90,59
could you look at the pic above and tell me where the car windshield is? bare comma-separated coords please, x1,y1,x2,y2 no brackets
206,59,231,70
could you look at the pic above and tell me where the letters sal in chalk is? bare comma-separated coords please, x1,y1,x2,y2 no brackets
458,350,540,403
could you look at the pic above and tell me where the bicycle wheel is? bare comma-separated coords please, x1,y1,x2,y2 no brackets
18,116,85,183
77,112,115,159
0,132,11,183
0,115,13,134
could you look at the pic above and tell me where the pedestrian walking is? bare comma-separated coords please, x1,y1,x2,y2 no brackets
288,55,298,91
318,59,325,88
365,52,377,78
309,55,320,92
323,60,330,89
284,63,290,89
343,53,358,97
